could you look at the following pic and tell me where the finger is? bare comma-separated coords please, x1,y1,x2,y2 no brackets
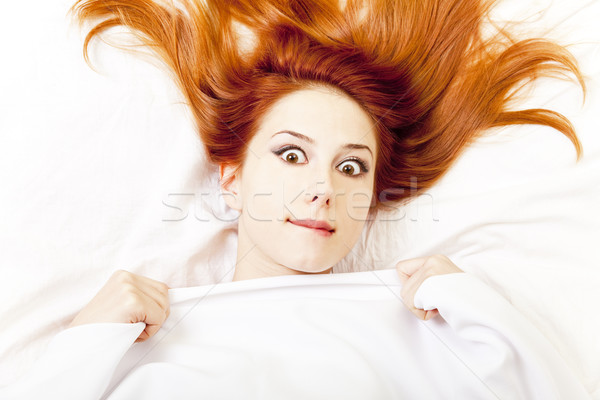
399,262,428,307
400,265,435,319
424,309,439,320
132,292,169,342
135,331,149,343
135,319,168,343
129,276,170,313
410,308,428,320
123,285,168,320
132,274,170,306
143,285,170,314
110,271,168,305
118,274,170,328
137,323,162,343
128,290,169,325
115,270,169,298
395,257,428,282
135,273,170,292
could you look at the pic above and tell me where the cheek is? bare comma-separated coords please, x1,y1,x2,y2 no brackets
342,187,374,222
331,187,372,247
240,165,319,223
240,165,286,221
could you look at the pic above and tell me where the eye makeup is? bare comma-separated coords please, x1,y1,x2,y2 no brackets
337,157,369,174
271,144,370,176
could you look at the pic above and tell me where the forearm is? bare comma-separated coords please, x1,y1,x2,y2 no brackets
415,273,590,399
0,322,144,400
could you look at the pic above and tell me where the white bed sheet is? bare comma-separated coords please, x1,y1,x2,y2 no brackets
1,270,590,399
1,0,599,397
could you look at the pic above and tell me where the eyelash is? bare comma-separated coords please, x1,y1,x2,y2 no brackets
272,145,369,176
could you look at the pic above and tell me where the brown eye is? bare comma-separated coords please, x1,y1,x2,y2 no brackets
337,160,362,176
342,164,355,175
286,153,298,163
280,148,307,164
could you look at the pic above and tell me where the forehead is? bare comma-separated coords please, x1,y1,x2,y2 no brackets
254,87,377,150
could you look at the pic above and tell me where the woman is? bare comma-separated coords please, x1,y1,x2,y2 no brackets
68,85,458,341
66,0,584,342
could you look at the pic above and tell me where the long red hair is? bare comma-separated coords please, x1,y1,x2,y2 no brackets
70,0,584,212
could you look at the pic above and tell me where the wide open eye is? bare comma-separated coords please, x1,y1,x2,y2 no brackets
274,145,308,164
337,158,367,176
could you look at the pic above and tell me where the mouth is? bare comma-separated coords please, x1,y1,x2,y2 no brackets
288,218,335,236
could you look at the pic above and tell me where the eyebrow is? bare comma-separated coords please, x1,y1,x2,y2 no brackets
272,130,373,157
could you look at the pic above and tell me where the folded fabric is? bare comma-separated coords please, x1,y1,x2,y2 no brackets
1,270,590,399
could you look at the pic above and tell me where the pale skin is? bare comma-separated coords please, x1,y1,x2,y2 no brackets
69,87,464,341
69,270,170,343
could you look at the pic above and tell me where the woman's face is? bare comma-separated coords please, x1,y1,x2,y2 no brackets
222,86,378,278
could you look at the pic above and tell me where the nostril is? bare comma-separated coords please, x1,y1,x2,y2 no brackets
312,196,318,202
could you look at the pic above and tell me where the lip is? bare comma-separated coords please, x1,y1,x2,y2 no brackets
288,219,335,235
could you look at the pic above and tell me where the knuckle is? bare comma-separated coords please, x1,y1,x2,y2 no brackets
113,269,133,283
124,294,140,307
122,292,143,311
121,282,138,295
433,254,449,263
424,255,448,269
423,256,437,269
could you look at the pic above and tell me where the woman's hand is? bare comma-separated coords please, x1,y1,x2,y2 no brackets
69,270,170,343
395,255,463,321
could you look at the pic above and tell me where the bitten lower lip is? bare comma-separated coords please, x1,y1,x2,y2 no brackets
288,220,334,237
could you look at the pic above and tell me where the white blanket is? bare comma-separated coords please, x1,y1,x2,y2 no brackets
1,270,589,399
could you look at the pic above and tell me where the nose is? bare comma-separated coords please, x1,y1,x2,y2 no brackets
305,176,333,208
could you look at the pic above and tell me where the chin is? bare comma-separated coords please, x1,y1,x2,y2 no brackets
289,263,333,274
277,251,340,275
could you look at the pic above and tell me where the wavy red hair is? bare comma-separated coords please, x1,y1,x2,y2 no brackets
70,0,585,213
